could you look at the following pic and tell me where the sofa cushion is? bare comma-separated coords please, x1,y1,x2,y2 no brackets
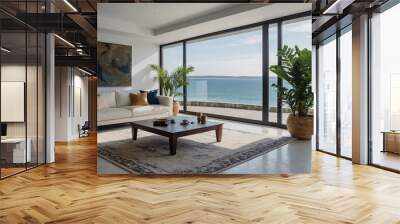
140,90,159,104
123,105,169,117
115,90,133,107
98,108,132,121
130,92,149,106
98,91,116,108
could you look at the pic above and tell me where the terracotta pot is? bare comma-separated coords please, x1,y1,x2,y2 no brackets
172,101,180,116
286,114,313,140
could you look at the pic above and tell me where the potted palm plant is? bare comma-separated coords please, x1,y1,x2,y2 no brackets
269,45,313,140
150,64,194,116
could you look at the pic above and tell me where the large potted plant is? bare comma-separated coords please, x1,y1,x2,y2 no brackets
269,45,313,140
150,64,194,116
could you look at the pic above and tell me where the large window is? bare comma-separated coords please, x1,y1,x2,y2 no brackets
161,43,183,75
160,14,312,127
370,3,400,171
268,24,278,123
186,27,262,121
339,26,352,158
315,25,352,159
281,17,312,124
317,35,337,155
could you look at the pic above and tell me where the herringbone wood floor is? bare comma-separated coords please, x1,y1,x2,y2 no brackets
1,135,400,224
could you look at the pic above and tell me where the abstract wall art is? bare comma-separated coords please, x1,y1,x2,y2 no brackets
97,42,132,87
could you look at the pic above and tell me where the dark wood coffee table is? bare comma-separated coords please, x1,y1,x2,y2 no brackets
130,117,223,155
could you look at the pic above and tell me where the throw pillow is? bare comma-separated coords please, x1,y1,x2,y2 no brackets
130,92,149,106
100,91,117,108
140,90,159,104
115,90,132,107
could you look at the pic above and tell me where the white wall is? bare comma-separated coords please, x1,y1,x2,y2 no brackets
97,30,160,93
55,67,69,141
71,74,89,138
55,67,89,141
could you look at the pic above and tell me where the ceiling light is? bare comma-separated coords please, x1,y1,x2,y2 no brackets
78,67,92,76
54,34,75,48
63,0,78,12
1,47,11,53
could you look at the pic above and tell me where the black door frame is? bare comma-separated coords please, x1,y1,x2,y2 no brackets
314,24,353,161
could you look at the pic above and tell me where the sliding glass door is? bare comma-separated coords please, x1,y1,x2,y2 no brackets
339,26,352,158
160,14,312,127
281,17,312,124
316,24,353,158
370,3,400,171
186,27,263,121
160,43,183,98
161,43,183,74
317,35,337,155
315,21,353,159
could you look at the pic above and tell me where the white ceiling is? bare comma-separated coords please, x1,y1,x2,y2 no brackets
98,3,311,44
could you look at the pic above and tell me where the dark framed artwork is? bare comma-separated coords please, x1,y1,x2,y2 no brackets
97,42,132,87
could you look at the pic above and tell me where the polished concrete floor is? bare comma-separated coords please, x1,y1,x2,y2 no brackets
97,117,311,174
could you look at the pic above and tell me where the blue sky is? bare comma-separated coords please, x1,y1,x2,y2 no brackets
162,19,311,77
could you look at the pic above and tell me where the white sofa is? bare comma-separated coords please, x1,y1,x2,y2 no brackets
97,91,173,126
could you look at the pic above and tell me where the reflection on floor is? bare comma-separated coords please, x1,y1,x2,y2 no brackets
97,117,312,174
0,167,25,178
0,163,43,179
373,150,400,171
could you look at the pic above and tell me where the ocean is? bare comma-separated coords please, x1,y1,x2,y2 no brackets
177,76,279,106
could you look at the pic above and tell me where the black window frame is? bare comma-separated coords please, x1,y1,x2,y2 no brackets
367,0,400,173
159,11,312,129
314,0,400,174
314,23,353,161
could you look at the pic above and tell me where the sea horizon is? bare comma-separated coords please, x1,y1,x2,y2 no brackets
178,76,280,106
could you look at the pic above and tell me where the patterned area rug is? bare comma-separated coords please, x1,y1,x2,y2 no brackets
98,127,294,174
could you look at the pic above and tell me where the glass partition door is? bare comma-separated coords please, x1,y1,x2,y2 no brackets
0,5,46,179
1,31,28,177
